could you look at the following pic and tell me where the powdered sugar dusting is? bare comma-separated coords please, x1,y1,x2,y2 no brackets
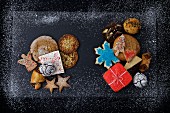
1,1,169,113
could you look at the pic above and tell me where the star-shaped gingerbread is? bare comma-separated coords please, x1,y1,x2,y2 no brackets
18,52,37,72
44,78,58,94
56,75,70,92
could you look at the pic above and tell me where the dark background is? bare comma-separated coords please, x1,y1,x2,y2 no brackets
0,0,170,113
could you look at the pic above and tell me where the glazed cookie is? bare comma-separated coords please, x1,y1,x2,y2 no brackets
123,18,141,34
113,34,140,62
30,36,58,61
58,34,79,54
60,51,78,69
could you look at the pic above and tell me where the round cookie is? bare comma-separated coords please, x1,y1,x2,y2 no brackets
123,18,141,34
30,36,58,61
113,34,140,62
58,34,79,54
60,51,78,69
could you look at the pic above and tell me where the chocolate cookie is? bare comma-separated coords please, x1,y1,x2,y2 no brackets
102,22,123,43
123,18,141,34
58,34,79,54
60,51,78,69
113,34,140,62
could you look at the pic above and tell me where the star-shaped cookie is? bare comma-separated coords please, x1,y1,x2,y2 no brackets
56,75,70,92
44,78,58,94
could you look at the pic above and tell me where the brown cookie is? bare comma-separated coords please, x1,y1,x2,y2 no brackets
58,34,79,54
123,18,141,34
102,22,123,43
30,36,58,61
113,34,140,62
60,51,78,69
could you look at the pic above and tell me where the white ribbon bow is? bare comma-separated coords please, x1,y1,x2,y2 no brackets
108,68,127,87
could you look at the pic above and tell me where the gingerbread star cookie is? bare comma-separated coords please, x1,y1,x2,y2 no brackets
18,52,37,72
44,78,58,94
56,75,70,92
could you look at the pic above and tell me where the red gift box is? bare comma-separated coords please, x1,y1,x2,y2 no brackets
103,63,132,92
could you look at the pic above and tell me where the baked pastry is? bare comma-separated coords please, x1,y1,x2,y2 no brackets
102,22,123,43
123,18,141,34
39,63,56,76
103,63,132,92
44,78,58,94
30,36,58,61
58,34,79,54
38,51,65,74
94,41,119,69
30,70,45,90
18,52,37,72
56,75,70,92
139,52,151,72
113,34,140,62
133,72,147,88
60,51,78,69
124,56,142,70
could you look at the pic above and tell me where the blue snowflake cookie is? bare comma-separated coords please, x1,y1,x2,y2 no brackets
94,41,120,69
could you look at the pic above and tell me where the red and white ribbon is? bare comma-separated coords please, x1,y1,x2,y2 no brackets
108,68,127,87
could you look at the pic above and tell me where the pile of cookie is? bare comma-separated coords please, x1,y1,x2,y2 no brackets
18,34,79,94
95,18,151,92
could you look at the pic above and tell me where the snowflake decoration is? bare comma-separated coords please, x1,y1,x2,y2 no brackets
94,41,120,69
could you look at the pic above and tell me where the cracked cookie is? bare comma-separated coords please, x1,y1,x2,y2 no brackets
58,34,79,54
60,51,78,69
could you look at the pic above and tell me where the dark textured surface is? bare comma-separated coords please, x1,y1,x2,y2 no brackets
0,0,170,113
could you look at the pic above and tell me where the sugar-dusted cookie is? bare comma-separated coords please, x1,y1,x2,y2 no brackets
30,36,58,61
39,63,56,76
58,34,79,54
60,51,78,69
113,34,140,62
133,72,147,88
123,18,141,34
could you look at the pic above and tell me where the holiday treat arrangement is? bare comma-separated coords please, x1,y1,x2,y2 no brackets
18,34,79,93
96,18,151,92
18,18,151,94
